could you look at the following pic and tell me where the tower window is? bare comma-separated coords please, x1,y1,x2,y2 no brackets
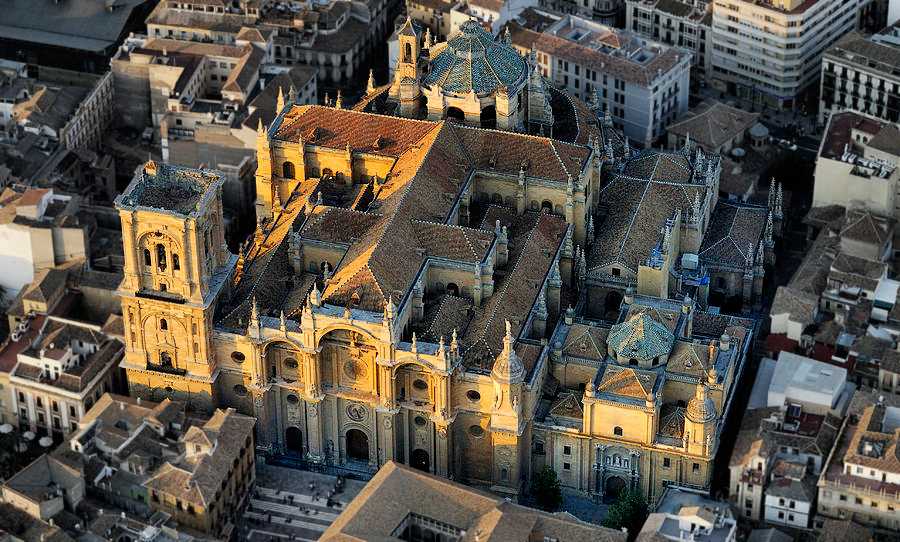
144,249,152,266
282,161,295,179
160,352,173,367
614,426,623,436
404,42,412,62
156,244,167,271
160,318,168,331
172,253,180,271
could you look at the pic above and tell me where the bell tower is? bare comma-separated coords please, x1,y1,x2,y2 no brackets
389,17,422,118
116,161,236,412
489,321,526,497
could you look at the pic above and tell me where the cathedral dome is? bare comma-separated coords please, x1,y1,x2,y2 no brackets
608,310,674,363
686,383,716,423
423,20,527,96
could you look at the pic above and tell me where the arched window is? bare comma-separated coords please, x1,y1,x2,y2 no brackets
160,352,173,367
156,244,167,272
614,426,623,436
160,318,168,331
172,253,180,271
282,161,295,179
143,249,151,266
541,200,553,213
404,42,412,62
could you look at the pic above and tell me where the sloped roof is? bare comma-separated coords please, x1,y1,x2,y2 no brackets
608,309,674,361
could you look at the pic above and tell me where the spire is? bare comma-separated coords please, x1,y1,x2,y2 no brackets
684,132,691,153
424,27,433,49
745,242,754,269
768,178,776,209
492,320,524,383
309,283,321,307
586,214,595,245
288,83,297,103
248,296,260,335
503,26,511,45
549,259,562,287
279,310,287,333
756,240,765,268
276,86,285,113
535,287,548,318
366,69,376,93
335,90,343,109
437,335,446,360
691,191,701,222
411,332,418,353
775,183,783,218
577,249,587,285
384,295,396,321
563,225,574,257
765,211,774,244
257,117,264,137
451,328,459,354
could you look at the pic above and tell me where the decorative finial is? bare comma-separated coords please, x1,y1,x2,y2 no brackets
276,86,285,113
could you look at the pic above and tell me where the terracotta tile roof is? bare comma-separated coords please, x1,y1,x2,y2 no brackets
321,461,626,542
699,202,767,269
667,100,759,151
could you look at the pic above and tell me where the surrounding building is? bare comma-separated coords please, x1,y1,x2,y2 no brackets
0,0,154,73
817,393,900,532
8,316,124,439
145,0,396,91
666,100,760,155
527,14,692,146
320,460,627,541
0,188,89,299
639,486,737,542
64,394,257,538
625,0,713,82
729,352,846,526
820,24,900,125
710,0,868,111
109,98,759,505
0,454,84,522
541,0,623,26
812,112,900,236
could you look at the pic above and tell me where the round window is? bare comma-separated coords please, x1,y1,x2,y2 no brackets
233,384,248,396
413,379,428,391
469,425,485,438
466,389,481,402
286,394,299,405
284,358,298,369
231,351,245,363
414,416,427,427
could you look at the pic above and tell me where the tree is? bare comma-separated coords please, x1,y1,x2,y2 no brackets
602,489,648,540
530,465,563,512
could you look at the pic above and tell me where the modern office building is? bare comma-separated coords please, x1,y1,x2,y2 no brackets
710,0,867,111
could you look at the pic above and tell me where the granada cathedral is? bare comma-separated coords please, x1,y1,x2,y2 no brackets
114,23,768,504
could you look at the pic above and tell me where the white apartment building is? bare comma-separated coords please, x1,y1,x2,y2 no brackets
626,0,713,80
541,0,623,26
532,14,692,146
820,25,900,126
710,0,866,111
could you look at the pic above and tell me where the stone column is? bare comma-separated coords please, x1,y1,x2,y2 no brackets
305,400,324,462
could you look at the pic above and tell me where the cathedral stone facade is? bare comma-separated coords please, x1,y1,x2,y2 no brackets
114,98,757,502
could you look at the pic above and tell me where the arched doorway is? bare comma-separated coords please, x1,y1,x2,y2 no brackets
346,429,369,462
446,283,459,296
604,476,627,503
285,427,303,455
446,107,465,122
480,105,496,129
541,200,553,213
411,449,430,472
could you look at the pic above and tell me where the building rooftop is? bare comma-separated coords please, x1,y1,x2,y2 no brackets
769,351,848,411
535,15,689,87
320,461,626,542
0,0,148,52
2,454,82,506
117,161,223,216
667,101,759,151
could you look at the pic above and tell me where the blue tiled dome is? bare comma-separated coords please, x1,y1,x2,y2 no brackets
608,310,674,362
423,20,527,95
